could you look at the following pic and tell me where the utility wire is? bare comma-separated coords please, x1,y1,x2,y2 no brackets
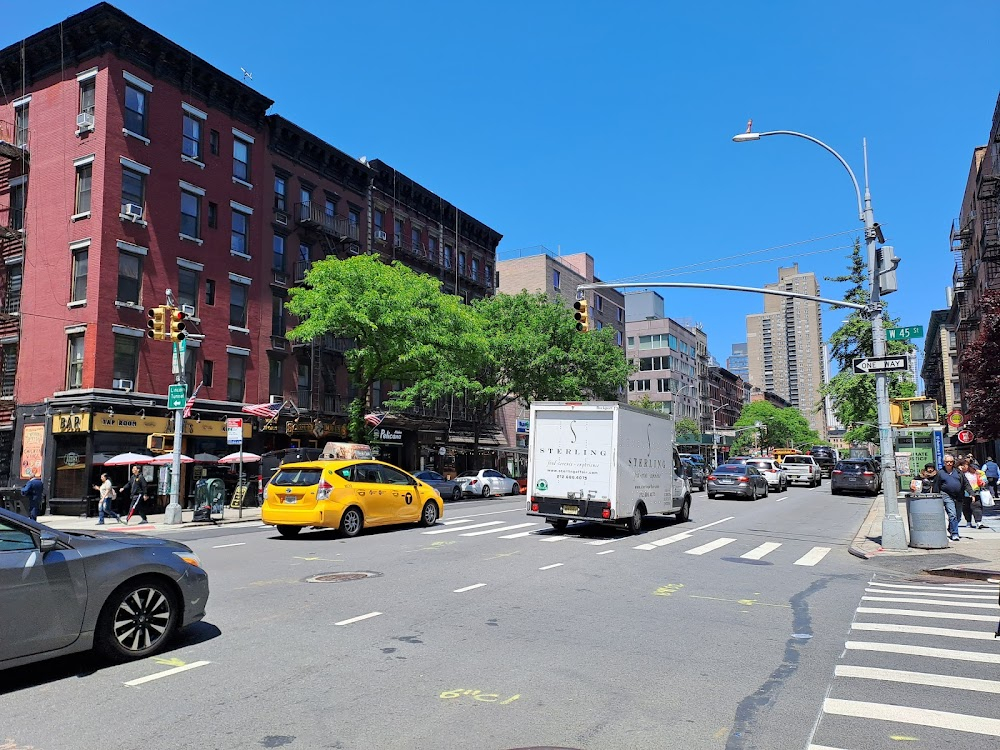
656,244,854,278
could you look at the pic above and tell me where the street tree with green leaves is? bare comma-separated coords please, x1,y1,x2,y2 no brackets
730,400,819,455
960,289,1000,439
820,241,916,445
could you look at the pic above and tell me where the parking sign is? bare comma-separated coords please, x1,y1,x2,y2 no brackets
226,418,243,445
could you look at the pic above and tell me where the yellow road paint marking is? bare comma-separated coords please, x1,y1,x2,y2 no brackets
655,583,684,597
690,595,790,609
483,551,520,560
440,689,520,705
293,556,341,562
713,727,729,739
890,736,920,741
152,656,186,667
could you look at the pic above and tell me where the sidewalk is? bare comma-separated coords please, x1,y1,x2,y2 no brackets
849,493,1000,580
38,506,263,532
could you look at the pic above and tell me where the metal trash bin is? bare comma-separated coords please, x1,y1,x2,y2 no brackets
906,492,949,549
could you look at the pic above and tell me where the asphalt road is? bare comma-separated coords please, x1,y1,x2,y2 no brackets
3,483,999,750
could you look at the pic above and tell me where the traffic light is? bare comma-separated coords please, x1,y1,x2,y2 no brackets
169,308,187,342
889,400,904,426
573,298,589,332
878,245,898,295
147,305,167,340
909,398,938,424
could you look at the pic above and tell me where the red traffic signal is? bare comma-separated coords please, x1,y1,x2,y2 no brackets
169,309,187,342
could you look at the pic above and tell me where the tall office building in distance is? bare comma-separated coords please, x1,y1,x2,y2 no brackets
746,265,827,438
727,343,750,383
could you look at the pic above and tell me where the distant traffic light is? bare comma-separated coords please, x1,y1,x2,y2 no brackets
147,306,167,340
169,308,187,342
573,298,589,332
889,400,904,426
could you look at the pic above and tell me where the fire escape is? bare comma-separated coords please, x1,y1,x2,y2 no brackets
0,118,28,484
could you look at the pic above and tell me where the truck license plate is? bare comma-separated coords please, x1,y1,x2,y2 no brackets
562,505,579,515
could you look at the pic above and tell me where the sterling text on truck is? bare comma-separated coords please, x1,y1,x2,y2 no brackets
526,402,691,533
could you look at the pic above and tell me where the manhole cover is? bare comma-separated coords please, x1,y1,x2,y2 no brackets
306,571,381,583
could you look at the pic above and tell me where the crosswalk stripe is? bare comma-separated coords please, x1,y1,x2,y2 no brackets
865,587,997,600
539,563,564,570
861,595,999,610
822,697,1000,736
742,542,781,560
634,543,657,551
807,745,850,750
794,546,832,566
440,518,476,525
851,622,999,640
596,550,615,555
423,521,503,535
835,665,1000,694
586,538,620,546
635,532,692,551
540,536,570,542
460,523,537,537
684,537,736,556
857,606,999,623
867,582,999,593
498,530,535,539
845,640,1000,664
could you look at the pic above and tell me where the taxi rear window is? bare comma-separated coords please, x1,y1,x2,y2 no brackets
271,468,324,487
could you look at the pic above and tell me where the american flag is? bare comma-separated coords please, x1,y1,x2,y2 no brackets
364,411,387,428
243,402,284,419
182,382,203,418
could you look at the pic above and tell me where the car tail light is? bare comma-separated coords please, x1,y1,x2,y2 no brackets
531,500,539,512
739,477,749,483
469,479,478,485
317,479,334,500
863,471,874,477
707,475,716,481
832,470,842,474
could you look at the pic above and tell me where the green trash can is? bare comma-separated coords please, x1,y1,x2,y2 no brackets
906,492,949,549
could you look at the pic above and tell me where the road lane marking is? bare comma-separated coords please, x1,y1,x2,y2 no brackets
866,582,998,593
635,532,692,551
461,523,537,537
794,547,832,566
586,538,620,546
807,746,849,750
423,521,503,535
835,665,1000,694
845,641,1000,664
212,542,246,548
689,517,735,532
861,596,999,609
865,587,997,600
684,537,736,556
822,698,1000,736
453,583,487,593
124,661,210,687
539,563,564,570
442,508,522,518
499,530,535,539
741,542,782,560
597,550,615,555
540,536,570,542
851,622,998,640
335,612,382,626
857,607,998,622
440,518,477,525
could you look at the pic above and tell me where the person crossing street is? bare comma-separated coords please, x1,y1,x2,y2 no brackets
933,454,970,542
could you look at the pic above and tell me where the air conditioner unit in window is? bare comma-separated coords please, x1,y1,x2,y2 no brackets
112,378,134,391
269,395,283,405
375,229,387,242
123,203,143,221
76,112,95,132
275,212,288,226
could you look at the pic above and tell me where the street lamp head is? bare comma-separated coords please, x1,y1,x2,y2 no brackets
732,132,761,143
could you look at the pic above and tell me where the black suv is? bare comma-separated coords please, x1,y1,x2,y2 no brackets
809,447,838,479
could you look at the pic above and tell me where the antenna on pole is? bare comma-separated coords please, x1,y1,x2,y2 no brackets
241,67,253,81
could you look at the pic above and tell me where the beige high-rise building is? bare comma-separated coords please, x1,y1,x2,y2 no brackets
746,264,828,438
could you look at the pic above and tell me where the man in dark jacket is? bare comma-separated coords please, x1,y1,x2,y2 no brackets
121,465,149,524
20,471,44,521
983,457,999,499
934,454,969,542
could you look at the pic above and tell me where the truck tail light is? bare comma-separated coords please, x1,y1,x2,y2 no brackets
601,503,611,520
530,500,539,512
317,479,334,500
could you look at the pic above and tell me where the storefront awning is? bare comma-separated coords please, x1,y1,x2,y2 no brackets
446,426,507,447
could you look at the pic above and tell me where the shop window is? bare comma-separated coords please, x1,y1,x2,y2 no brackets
54,436,88,499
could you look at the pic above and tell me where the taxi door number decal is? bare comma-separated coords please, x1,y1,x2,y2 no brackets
404,492,413,505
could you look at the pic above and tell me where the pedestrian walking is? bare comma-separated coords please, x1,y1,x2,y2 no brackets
20,471,44,521
93,472,121,524
933,454,968,542
957,458,985,530
967,453,981,471
983,457,999,499
121,465,149,524
910,463,937,494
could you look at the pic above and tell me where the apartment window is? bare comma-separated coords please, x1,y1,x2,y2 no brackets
67,334,85,389
411,227,421,251
205,279,216,306
79,79,96,117
4,263,21,314
272,295,285,336
124,85,146,136
471,258,480,281
14,104,28,147
394,218,404,246
75,163,92,214
178,268,199,312
71,247,88,303
1,344,17,397
429,237,437,262
209,129,219,155
272,235,287,273
595,295,604,312
459,251,467,275
230,281,248,327
616,330,623,346
182,113,202,160
231,209,249,255
627,336,634,348
113,334,139,383
180,190,201,239
349,208,360,232
595,320,603,330
9,183,24,231
325,199,336,221
200,359,214,388
552,269,560,290
233,137,251,182
117,251,142,305
274,176,286,211
208,201,218,229
227,354,246,402
617,307,624,323
374,209,385,235
269,357,283,397
121,167,145,213
295,243,311,281
629,379,651,392
484,264,492,287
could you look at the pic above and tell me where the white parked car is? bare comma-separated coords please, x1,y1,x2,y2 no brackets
745,458,787,491
456,469,521,498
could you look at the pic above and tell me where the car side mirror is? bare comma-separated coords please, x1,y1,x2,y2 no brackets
39,536,59,553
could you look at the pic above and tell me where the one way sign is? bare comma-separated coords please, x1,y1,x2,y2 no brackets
852,356,909,374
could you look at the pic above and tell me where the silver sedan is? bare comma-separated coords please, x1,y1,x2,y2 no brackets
456,469,521,498
0,506,209,670
412,470,463,502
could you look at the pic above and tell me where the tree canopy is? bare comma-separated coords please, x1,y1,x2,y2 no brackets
730,400,819,455
961,289,1000,439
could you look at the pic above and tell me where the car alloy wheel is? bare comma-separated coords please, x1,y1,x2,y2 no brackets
481,484,492,498
97,578,178,661
510,482,521,496
419,500,439,527
451,487,462,501
340,507,363,537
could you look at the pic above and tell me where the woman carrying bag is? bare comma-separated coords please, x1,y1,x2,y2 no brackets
958,458,986,530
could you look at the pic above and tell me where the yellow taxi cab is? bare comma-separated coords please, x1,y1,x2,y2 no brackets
262,457,444,538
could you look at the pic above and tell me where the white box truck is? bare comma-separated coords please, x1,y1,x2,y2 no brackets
526,401,691,532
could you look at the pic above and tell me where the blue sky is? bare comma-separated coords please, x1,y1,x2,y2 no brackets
6,1,999,374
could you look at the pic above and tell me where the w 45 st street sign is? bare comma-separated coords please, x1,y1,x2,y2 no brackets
853,356,909,374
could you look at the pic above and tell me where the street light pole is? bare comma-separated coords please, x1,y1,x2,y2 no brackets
733,128,906,549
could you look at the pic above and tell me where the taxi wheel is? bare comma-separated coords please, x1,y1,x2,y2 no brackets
419,501,439,527
277,525,301,538
481,485,492,498
340,507,364,538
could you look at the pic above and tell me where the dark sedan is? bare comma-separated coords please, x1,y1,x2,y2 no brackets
682,458,706,491
412,470,463,501
831,460,881,496
0,507,209,670
707,464,769,500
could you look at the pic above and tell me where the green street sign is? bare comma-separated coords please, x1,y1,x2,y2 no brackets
167,383,188,410
886,325,924,341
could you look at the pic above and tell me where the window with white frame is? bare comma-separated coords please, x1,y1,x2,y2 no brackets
66,334,85,389
71,246,88,303
180,190,201,239
229,281,249,327
117,251,142,305
233,137,251,182
79,78,96,118
124,84,147,136
182,112,203,160
231,208,249,255
227,354,246,402
178,267,199,313
75,162,92,214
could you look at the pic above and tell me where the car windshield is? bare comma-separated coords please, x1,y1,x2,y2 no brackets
714,465,746,474
271,467,323,486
